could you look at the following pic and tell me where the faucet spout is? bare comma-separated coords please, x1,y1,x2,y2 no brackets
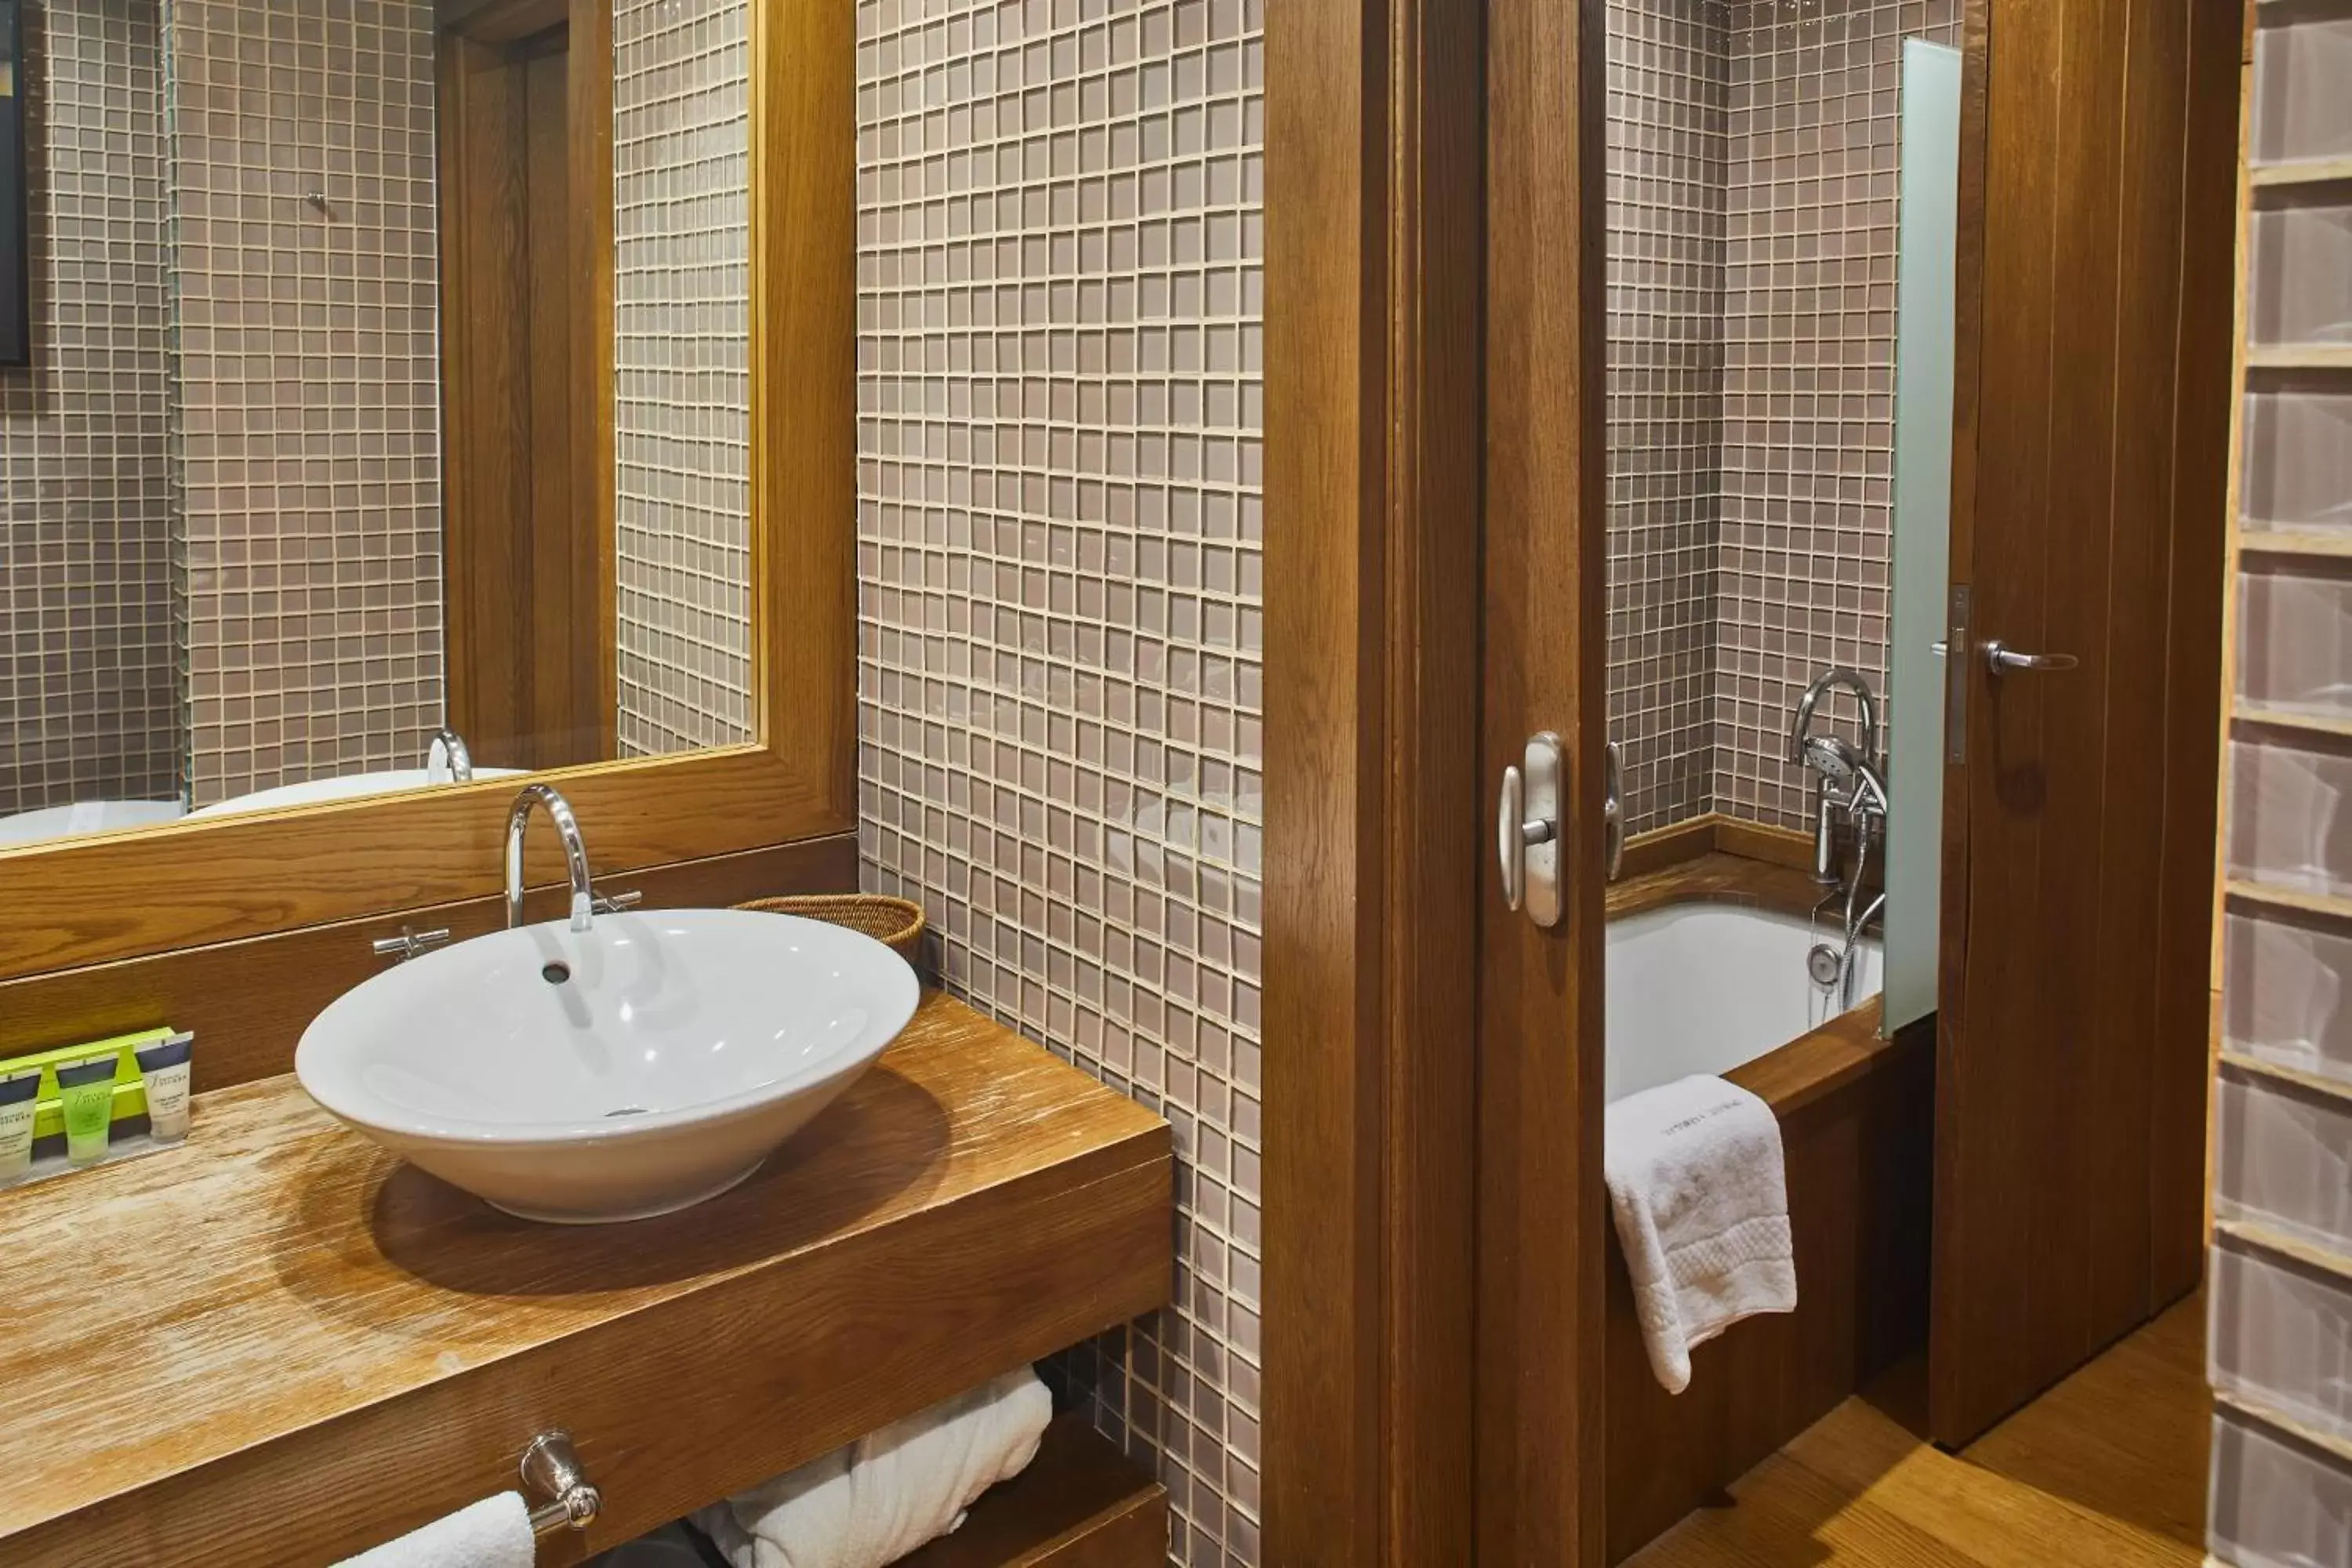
1789,666,1881,768
505,783,595,933
426,726,474,782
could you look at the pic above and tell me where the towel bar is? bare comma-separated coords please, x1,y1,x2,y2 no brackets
520,1431,601,1535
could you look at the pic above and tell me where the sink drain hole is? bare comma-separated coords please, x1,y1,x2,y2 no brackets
541,961,572,985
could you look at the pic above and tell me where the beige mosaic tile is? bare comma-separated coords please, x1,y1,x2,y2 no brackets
612,0,753,757
1606,0,1730,835
854,0,1265,1555
1711,0,1961,827
166,0,443,808
0,0,176,816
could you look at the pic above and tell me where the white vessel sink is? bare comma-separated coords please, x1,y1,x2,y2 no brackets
296,909,920,1223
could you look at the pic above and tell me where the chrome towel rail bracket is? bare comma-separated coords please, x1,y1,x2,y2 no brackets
520,1431,601,1536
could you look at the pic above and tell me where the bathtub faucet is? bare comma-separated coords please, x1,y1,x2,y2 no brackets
1790,668,1886,895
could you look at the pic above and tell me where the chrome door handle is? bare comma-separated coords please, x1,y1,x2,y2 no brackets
1497,732,1564,927
1981,640,2079,675
1602,740,1624,882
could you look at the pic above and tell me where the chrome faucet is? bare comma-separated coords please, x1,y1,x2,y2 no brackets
1789,668,1888,1010
506,783,596,932
426,726,474,782
1790,669,1884,887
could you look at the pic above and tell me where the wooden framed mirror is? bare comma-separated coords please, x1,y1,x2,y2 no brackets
0,0,853,991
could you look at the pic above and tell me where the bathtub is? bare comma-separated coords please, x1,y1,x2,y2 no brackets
1606,903,1885,1102
1602,894,1925,1563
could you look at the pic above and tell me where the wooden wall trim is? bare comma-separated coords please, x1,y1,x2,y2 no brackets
0,0,855,985
569,0,619,759
1261,0,1483,1550
2153,0,2248,1307
753,0,858,824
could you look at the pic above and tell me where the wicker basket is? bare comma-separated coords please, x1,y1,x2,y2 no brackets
733,893,926,966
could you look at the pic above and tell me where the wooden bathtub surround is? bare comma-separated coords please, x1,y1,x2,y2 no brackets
1613,815,1878,924
1602,850,1934,1563
0,995,1174,1567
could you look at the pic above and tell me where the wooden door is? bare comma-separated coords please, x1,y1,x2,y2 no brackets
1479,0,1611,1559
1928,0,2239,1446
437,15,612,769
1261,0,1610,1555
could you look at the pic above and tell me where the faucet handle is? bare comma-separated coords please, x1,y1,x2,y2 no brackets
590,889,644,918
371,925,451,963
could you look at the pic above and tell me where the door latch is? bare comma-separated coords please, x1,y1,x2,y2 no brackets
1497,731,1565,928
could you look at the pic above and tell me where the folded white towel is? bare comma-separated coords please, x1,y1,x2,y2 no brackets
691,1368,1052,1568
1604,1074,1796,1394
337,1493,535,1568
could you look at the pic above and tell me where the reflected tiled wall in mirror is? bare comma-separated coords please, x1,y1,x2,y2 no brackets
0,0,764,844
0,0,173,818
854,0,1268,1555
614,0,753,757
167,0,444,809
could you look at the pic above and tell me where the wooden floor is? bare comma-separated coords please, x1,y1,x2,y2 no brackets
1625,1292,2211,1567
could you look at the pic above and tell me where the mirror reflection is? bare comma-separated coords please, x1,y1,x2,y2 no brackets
0,0,753,848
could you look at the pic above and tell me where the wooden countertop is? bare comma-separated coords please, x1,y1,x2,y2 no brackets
0,994,1173,1566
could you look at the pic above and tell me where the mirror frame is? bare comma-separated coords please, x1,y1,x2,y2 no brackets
0,0,854,983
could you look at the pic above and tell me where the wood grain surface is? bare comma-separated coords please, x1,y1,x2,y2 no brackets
1606,849,1837,925
1608,1005,1934,1563
0,995,1172,1566
1930,0,2234,1446
1480,0,1612,1559
1624,1290,2209,1567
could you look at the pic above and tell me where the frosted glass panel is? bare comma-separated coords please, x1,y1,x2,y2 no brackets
1883,38,1962,1038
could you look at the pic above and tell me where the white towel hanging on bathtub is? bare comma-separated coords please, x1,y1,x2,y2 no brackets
1604,1073,1796,1395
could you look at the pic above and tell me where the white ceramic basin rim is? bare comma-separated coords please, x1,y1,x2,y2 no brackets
295,909,920,1221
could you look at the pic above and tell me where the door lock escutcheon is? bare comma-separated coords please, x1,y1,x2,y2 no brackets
1497,731,1565,928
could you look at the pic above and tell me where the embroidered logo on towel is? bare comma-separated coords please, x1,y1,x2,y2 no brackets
1660,1097,1748,1138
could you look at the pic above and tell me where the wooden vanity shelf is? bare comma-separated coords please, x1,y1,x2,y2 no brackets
0,995,1174,1567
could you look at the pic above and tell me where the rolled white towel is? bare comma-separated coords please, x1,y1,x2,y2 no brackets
1605,1073,1797,1394
692,1368,1052,1568
336,1494,535,1568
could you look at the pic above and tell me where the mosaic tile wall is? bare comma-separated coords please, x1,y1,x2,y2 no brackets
0,0,176,818
166,0,444,808
1710,0,1960,828
1605,0,1729,836
853,0,1266,1557
612,0,754,757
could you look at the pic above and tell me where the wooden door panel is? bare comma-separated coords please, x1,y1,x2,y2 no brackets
438,18,609,771
1481,0,1608,1559
1930,0,2235,1445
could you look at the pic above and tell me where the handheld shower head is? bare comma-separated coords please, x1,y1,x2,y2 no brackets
1800,733,1862,785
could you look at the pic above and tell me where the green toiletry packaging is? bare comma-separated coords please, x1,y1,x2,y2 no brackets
0,1064,38,1180
0,1025,182,1149
54,1053,120,1166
